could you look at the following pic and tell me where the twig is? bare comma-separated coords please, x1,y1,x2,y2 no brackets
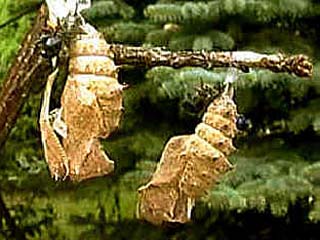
107,45,313,77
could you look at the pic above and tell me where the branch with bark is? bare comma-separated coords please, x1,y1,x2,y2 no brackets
107,44,313,78
0,5,52,149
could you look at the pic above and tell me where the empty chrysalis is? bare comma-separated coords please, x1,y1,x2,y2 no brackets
39,6,124,181
137,69,239,225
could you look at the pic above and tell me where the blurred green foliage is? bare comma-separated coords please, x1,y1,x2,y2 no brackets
1,0,320,239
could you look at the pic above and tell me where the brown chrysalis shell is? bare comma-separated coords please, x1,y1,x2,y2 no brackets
61,33,123,181
138,89,237,225
40,29,124,181
40,69,69,180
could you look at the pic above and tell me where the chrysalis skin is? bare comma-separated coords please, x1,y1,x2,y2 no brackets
61,33,124,181
138,90,237,225
40,69,69,180
40,26,124,181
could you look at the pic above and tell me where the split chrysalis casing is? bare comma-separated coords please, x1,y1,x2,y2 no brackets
40,25,124,181
138,88,237,225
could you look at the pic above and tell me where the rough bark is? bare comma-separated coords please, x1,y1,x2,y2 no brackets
107,45,313,77
0,5,51,148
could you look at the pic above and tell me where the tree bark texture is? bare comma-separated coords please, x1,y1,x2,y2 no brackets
107,45,313,78
0,5,52,148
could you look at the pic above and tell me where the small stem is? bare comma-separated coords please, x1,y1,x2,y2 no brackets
107,44,313,78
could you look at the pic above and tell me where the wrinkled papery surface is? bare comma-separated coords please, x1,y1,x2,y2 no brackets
40,30,124,181
138,92,237,225
40,69,69,180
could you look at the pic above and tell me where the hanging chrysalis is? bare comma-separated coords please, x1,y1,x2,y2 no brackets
137,70,238,225
60,26,124,181
39,1,124,181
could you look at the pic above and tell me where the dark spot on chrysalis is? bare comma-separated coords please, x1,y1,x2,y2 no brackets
40,34,62,60
239,65,250,73
236,115,251,131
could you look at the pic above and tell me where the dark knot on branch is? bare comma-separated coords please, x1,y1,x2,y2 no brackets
283,54,313,78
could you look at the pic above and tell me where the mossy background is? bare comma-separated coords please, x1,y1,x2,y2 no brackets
1,0,320,239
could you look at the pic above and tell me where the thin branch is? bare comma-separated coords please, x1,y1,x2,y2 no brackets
107,45,313,78
0,5,52,149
